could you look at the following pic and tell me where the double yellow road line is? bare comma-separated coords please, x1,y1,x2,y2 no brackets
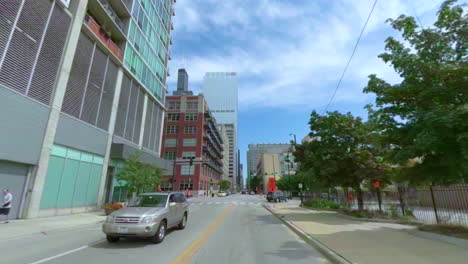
171,205,236,264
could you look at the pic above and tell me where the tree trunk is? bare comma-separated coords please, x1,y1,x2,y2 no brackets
397,185,406,215
356,186,364,211
376,187,382,212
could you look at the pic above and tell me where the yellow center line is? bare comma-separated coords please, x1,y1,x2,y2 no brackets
171,204,236,264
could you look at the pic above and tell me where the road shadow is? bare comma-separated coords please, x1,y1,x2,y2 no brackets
91,229,176,249
264,240,324,261
256,213,282,225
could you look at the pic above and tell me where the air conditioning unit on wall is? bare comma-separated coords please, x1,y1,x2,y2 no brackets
58,0,71,8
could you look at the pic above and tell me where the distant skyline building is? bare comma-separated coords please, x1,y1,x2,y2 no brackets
173,68,192,95
246,144,292,188
202,72,239,187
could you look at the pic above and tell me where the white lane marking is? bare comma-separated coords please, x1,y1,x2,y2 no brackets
207,202,213,205
29,245,88,264
215,202,221,204
224,202,229,204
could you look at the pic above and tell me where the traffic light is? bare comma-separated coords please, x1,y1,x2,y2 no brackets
189,157,194,166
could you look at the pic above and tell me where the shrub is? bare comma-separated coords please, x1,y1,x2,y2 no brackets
303,199,340,210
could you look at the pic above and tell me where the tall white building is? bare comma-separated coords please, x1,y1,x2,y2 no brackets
203,72,238,186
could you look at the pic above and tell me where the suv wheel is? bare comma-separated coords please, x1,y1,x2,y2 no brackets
106,235,119,243
178,213,187,230
151,221,166,244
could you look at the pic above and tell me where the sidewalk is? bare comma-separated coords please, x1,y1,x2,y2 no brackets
266,203,468,264
0,212,105,240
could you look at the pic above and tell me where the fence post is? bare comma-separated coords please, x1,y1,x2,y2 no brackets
429,185,440,224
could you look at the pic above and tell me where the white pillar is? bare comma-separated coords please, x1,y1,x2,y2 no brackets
97,67,124,208
26,0,89,219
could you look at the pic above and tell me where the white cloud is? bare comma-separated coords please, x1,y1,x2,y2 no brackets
169,0,445,111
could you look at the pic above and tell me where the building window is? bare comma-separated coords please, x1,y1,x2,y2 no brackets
181,165,194,175
168,101,180,111
166,125,178,134
164,138,176,147
168,113,180,121
182,151,196,159
183,138,197,147
185,113,198,121
184,126,197,134
186,101,198,112
164,151,176,160
180,180,193,190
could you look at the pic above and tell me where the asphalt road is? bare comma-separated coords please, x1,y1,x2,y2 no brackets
0,194,329,264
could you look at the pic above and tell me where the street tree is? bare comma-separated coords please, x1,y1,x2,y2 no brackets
219,180,231,191
364,0,468,185
117,152,163,196
295,111,387,210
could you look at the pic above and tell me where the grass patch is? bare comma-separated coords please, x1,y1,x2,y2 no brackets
340,209,415,221
418,224,468,240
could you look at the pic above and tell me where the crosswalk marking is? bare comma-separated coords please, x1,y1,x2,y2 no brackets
189,201,264,207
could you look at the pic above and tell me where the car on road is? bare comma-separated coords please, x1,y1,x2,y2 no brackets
267,191,288,203
102,192,188,244
250,191,255,195
241,190,246,194
217,191,227,197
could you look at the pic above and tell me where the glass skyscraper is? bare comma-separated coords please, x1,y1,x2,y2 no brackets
202,72,239,186
125,0,173,102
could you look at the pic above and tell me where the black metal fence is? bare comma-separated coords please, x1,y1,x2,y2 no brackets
304,184,468,227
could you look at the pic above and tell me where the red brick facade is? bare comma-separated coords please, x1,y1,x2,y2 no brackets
161,95,224,195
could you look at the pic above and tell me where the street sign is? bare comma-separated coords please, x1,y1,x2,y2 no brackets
298,183,303,189
373,181,381,188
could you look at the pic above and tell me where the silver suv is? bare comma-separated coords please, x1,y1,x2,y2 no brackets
102,192,188,244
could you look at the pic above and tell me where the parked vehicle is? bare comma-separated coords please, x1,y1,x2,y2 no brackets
217,191,227,197
102,192,188,244
250,191,255,195
267,191,288,203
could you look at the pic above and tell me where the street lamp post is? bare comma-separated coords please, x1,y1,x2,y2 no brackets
289,133,297,146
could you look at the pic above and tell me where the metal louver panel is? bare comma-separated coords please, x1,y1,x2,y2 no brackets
142,99,153,148
0,0,52,94
114,74,131,137
81,48,107,125
97,60,118,130
0,0,23,64
62,34,94,118
133,89,144,143
148,101,157,150
28,4,71,105
124,82,138,141
154,107,163,152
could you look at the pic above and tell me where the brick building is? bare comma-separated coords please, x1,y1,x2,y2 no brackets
161,93,224,195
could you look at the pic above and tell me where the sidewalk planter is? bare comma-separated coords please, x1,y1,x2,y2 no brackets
103,202,124,215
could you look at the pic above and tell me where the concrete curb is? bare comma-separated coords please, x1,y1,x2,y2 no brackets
406,229,468,249
263,205,352,264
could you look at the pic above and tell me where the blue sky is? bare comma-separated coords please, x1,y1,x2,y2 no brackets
166,0,446,183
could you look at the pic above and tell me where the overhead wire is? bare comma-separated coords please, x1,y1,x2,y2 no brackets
322,0,379,114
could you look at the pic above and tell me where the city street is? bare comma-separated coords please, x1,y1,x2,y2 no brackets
0,194,329,264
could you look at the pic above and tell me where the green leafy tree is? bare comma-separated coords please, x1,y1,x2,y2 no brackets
295,111,388,210
249,175,261,192
117,152,163,196
364,0,468,185
219,180,231,191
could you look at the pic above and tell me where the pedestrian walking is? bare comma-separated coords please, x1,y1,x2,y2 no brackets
1,189,12,223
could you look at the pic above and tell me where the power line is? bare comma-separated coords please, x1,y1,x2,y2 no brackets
323,0,379,113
